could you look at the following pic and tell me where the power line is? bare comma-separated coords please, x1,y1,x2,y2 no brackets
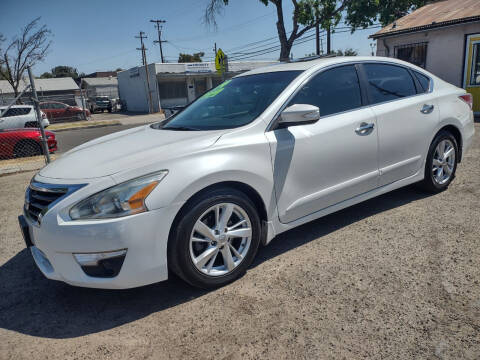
228,25,381,61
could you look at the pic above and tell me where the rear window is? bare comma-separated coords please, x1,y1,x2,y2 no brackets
1,107,31,117
364,63,417,104
413,71,431,93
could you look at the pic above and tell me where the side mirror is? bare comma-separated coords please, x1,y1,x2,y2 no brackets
278,104,320,128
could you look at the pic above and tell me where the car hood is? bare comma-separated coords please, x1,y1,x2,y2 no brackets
39,125,224,180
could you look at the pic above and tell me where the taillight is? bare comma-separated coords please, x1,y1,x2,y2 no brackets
459,94,473,110
41,112,46,119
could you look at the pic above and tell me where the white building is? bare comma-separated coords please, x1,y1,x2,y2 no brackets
118,61,277,113
0,77,80,105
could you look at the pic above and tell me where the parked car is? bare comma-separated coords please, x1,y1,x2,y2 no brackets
88,96,112,113
0,105,49,130
0,128,57,159
39,101,90,122
19,57,474,290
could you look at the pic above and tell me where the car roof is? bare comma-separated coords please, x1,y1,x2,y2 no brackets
235,56,431,77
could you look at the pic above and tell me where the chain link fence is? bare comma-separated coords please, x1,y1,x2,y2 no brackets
0,67,53,162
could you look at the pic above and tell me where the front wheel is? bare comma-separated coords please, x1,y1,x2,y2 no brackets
420,130,458,193
168,188,261,289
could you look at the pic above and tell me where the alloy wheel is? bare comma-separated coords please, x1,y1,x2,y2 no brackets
189,203,252,277
432,139,455,185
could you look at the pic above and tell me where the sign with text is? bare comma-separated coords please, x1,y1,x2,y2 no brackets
185,63,212,73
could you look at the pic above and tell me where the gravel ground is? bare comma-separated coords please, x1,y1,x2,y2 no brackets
0,124,479,360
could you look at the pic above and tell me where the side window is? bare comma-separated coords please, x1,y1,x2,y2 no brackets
413,71,431,93
289,65,362,117
364,64,417,104
3,107,30,117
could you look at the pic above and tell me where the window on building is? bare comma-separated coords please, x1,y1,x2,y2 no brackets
394,42,428,68
288,65,362,117
413,71,431,93
364,63,417,104
470,43,480,86
159,80,188,99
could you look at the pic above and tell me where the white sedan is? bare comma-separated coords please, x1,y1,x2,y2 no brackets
19,57,474,289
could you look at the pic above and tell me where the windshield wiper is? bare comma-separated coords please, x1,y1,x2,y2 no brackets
162,125,201,131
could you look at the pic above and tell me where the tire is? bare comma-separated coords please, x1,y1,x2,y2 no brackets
13,140,42,158
107,107,112,113
420,130,458,193
90,106,94,114
168,187,261,289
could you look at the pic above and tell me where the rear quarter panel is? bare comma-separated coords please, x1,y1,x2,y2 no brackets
433,85,475,157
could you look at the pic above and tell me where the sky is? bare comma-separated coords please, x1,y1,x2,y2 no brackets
1,0,380,76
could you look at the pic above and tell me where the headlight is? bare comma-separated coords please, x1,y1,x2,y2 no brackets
69,170,168,220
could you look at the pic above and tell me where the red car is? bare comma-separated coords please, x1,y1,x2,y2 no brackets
39,101,90,122
0,128,57,159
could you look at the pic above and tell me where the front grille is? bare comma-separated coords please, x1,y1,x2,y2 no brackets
25,183,68,224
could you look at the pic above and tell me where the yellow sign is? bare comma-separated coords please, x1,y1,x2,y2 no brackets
463,33,480,113
215,48,226,73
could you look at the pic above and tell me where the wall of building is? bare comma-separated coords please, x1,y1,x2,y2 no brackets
376,22,480,87
118,64,159,113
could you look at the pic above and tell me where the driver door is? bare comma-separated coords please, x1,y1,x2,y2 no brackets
266,65,379,223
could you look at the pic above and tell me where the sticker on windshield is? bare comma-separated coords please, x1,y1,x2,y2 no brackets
202,80,231,98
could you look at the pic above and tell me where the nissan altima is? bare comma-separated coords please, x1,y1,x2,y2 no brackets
19,57,475,289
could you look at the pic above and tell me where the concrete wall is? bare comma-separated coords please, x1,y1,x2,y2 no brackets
118,64,159,113
376,22,480,87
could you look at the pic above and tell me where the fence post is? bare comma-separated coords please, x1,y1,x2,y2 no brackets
27,66,51,164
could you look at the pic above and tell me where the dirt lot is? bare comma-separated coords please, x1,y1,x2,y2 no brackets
0,124,479,360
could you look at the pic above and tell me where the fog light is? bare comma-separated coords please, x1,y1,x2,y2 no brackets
74,249,127,278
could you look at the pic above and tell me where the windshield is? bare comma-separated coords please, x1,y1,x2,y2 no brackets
96,97,109,101
158,71,302,131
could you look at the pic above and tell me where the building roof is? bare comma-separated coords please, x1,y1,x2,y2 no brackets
0,77,79,94
371,0,480,39
81,77,118,86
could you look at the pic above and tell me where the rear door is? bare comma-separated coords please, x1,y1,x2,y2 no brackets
267,65,379,223
361,63,439,186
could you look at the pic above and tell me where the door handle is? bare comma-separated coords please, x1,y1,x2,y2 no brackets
420,104,434,114
355,122,375,135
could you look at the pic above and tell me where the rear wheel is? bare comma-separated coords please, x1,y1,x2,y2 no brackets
13,140,42,158
420,130,458,193
168,187,261,289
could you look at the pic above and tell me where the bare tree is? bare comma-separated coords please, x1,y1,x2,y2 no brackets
0,18,52,99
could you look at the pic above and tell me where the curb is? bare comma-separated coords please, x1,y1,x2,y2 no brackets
50,122,122,132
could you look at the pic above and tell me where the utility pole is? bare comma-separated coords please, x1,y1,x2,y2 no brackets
315,16,320,56
151,19,166,63
320,37,323,55
135,31,153,113
326,25,331,54
135,31,148,65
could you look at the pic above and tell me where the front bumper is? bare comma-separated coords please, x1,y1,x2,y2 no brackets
22,202,183,289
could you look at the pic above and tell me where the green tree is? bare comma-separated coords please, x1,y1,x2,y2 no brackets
178,52,205,63
335,48,357,56
51,65,78,78
205,0,427,61
346,0,427,30
39,71,53,78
